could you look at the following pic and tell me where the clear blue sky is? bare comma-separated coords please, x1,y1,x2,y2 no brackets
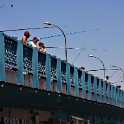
1,0,124,88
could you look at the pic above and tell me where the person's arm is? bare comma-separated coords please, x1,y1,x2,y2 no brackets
21,36,28,45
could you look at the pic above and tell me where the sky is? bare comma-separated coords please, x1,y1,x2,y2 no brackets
1,0,124,89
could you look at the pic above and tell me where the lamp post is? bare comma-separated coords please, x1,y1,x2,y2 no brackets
44,22,68,63
111,65,124,83
88,54,106,80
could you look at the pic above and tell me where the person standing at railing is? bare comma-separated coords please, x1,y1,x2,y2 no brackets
29,37,39,48
38,42,46,53
21,31,31,45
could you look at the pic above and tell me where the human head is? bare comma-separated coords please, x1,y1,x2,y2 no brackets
32,37,39,44
39,42,45,47
24,31,31,38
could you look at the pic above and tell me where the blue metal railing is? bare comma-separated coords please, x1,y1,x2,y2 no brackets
0,32,124,108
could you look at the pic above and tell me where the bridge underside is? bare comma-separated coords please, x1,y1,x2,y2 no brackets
0,82,123,119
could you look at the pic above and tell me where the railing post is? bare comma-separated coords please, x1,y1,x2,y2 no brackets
98,79,102,102
88,74,92,100
107,82,110,104
46,54,52,90
32,48,39,88
122,91,124,108
113,86,116,106
17,40,24,85
93,77,97,101
81,71,86,98
56,58,62,92
103,81,106,103
120,90,122,107
74,67,79,97
66,63,71,95
116,88,120,107
110,85,113,105
118,89,121,107
115,87,118,106
0,32,5,82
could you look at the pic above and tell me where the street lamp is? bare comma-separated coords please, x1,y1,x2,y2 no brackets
43,22,68,63
88,54,106,80
111,65,124,83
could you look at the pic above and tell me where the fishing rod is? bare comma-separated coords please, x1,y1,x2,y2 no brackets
72,41,89,64
0,27,53,32
45,46,107,51
40,29,99,40
1,25,99,40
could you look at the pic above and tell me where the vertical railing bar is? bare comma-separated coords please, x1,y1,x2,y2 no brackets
93,77,97,101
81,71,86,99
17,40,24,85
113,86,116,106
99,79,102,102
107,82,110,104
32,48,39,88
0,32,5,82
74,67,79,97
46,54,52,90
66,63,71,95
103,81,106,103
57,58,62,92
111,85,114,105
88,74,92,100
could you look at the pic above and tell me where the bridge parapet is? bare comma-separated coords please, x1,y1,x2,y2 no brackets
0,32,124,109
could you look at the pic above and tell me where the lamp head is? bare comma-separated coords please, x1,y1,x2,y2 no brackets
43,22,52,25
111,65,117,67
88,54,94,57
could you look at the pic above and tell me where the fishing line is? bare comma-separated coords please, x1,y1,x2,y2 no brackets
72,41,89,64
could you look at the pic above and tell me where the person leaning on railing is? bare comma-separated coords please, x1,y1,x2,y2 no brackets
29,37,46,53
29,37,39,48
21,31,31,45
38,42,46,53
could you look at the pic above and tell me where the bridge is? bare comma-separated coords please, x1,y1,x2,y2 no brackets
0,32,124,124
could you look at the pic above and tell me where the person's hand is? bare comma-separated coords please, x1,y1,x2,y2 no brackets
24,41,28,45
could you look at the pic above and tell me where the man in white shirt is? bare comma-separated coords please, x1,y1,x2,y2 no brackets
29,37,39,48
